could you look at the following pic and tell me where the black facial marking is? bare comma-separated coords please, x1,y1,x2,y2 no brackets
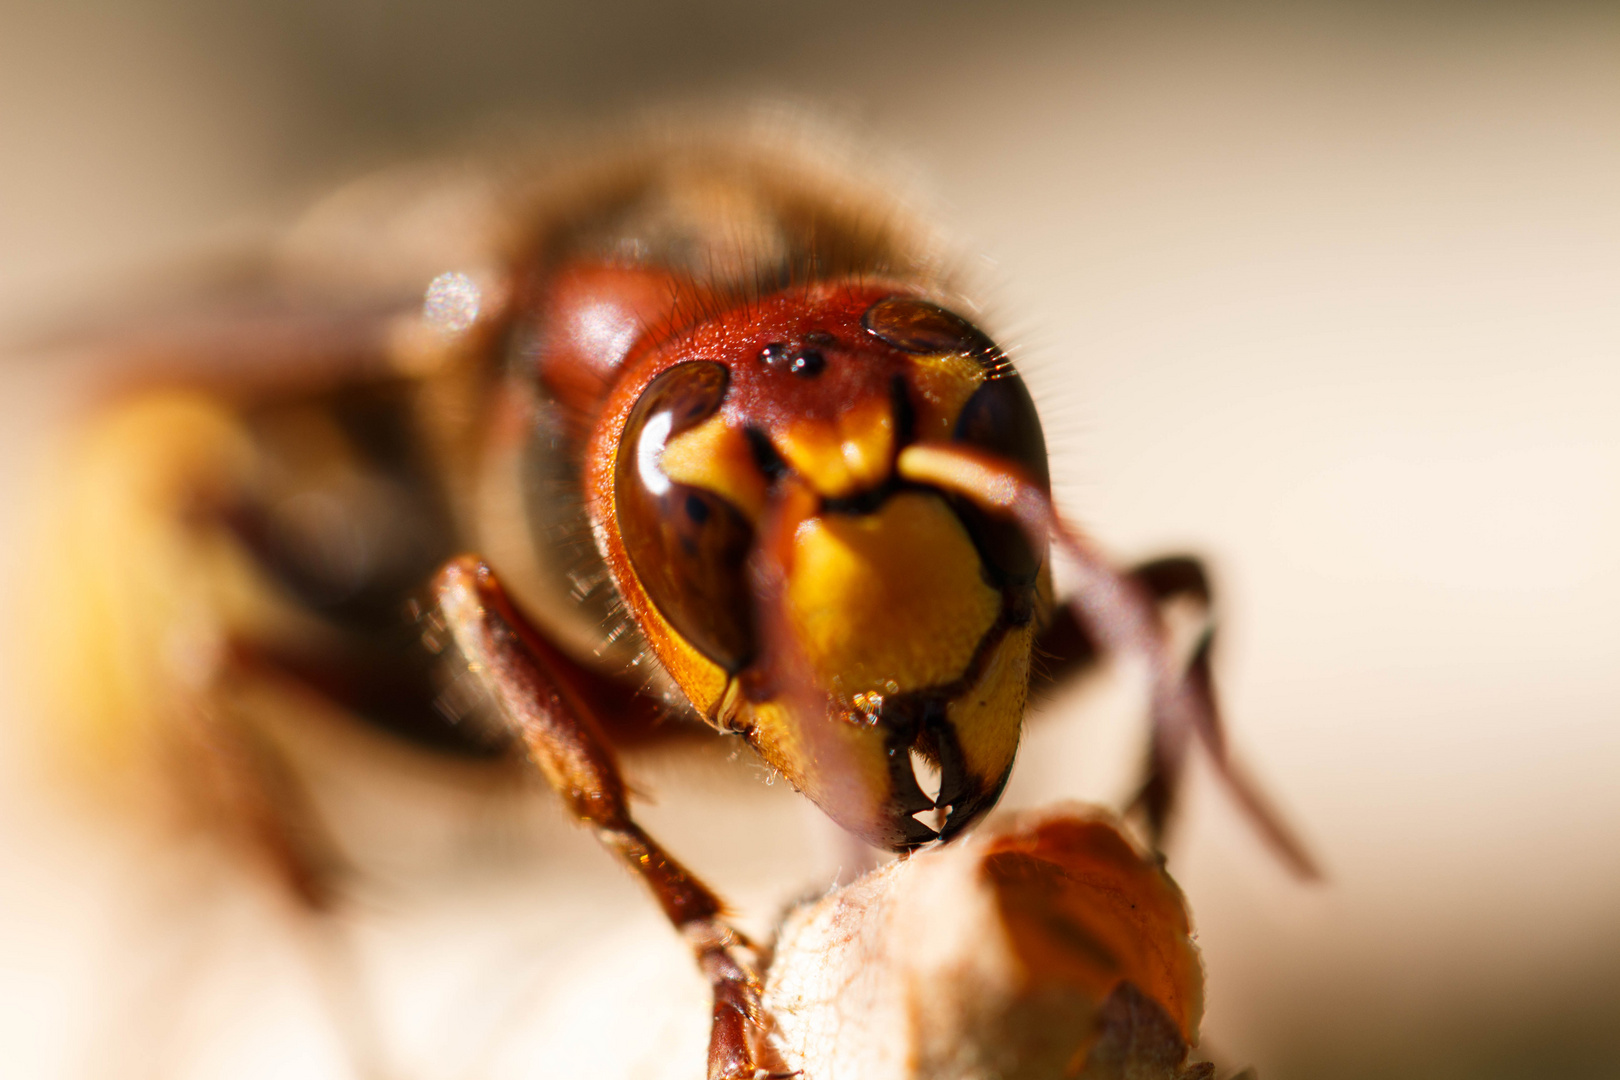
890,374,917,448
820,485,894,517
744,426,789,482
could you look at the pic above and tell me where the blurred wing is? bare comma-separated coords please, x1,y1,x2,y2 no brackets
4,154,515,397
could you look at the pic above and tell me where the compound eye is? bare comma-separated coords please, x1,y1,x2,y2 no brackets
950,370,1051,587
865,297,1051,587
614,362,758,672
954,372,1050,495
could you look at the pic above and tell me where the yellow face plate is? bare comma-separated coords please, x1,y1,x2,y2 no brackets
946,622,1032,784
785,491,1001,699
773,396,895,499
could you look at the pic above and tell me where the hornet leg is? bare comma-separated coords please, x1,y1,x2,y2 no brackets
1033,555,1213,699
433,555,782,1080
1033,556,1218,842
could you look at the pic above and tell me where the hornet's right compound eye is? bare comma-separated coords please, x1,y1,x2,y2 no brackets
865,296,1051,587
614,362,758,673
948,365,1051,587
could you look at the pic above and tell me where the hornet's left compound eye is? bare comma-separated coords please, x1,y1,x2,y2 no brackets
614,362,758,673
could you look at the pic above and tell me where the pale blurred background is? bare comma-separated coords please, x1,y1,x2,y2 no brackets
2,2,1617,1078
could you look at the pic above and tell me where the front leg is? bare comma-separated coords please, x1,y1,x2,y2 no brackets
1033,555,1216,837
1033,556,1213,698
433,556,773,1080
1034,553,1317,877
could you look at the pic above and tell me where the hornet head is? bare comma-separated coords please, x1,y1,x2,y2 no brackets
587,284,1050,850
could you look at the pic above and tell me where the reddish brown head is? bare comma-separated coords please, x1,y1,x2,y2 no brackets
581,278,1050,850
